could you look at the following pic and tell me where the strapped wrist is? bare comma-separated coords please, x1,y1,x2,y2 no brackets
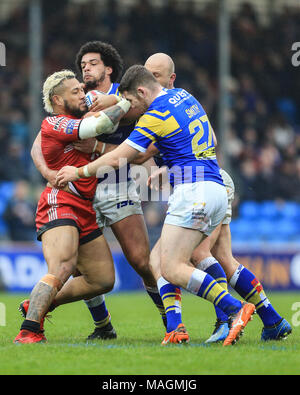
116,98,131,113
101,142,106,155
92,139,98,153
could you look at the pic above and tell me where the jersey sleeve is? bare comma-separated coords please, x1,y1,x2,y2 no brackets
42,116,82,142
125,109,182,152
125,112,162,152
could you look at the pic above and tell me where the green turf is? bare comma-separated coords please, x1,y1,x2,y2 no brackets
0,291,299,375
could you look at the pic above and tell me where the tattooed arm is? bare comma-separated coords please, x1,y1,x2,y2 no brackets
78,98,131,139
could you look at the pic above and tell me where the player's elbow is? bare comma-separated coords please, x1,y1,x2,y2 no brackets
30,144,36,160
132,153,147,165
30,145,40,168
110,156,122,169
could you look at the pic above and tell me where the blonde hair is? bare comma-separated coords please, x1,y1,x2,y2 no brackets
42,69,76,113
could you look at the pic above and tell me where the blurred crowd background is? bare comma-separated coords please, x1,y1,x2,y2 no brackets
0,0,299,244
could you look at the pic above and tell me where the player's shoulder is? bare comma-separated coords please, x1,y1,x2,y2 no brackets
41,115,79,134
152,88,193,111
107,82,120,96
144,89,174,120
42,115,68,128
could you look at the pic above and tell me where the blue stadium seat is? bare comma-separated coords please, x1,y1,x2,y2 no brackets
0,181,15,202
239,201,260,220
280,202,300,220
259,201,278,220
0,218,7,237
230,219,257,241
255,219,275,240
275,220,300,241
0,198,6,216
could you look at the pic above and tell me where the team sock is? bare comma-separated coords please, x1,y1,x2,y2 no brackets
187,269,242,316
197,257,229,322
21,319,40,333
157,277,182,333
229,264,282,327
144,284,167,329
84,295,111,329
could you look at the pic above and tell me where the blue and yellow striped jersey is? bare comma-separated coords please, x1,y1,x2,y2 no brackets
126,88,223,186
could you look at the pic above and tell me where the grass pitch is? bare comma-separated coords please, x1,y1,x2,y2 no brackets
0,291,299,375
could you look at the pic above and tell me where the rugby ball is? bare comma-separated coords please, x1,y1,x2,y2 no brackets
85,90,106,108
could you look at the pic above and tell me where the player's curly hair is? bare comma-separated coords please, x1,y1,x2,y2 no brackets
42,69,76,113
75,41,124,82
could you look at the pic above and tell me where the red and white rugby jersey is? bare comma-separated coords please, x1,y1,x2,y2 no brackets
40,114,97,200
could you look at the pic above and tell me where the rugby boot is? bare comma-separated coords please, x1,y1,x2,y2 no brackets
223,302,255,346
19,299,48,340
86,321,117,341
205,319,229,344
161,323,190,345
261,318,292,341
14,329,46,344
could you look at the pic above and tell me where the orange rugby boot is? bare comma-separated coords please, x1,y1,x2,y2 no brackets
161,323,190,345
223,302,256,346
18,299,49,341
14,329,46,344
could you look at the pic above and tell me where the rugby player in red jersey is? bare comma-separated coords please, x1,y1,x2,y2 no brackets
14,69,130,344
31,42,169,341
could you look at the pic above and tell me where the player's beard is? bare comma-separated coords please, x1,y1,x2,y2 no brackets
64,100,87,119
84,70,106,92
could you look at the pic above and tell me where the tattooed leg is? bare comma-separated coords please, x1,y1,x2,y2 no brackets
26,274,63,323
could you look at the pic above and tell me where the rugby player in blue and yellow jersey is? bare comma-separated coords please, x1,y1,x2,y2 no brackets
144,53,291,343
56,65,256,346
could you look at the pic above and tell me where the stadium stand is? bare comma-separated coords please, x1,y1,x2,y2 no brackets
0,0,299,243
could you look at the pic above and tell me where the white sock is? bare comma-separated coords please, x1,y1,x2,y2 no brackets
84,295,105,308
196,256,218,271
186,269,207,295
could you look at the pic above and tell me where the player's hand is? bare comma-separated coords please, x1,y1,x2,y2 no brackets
89,94,118,112
73,138,97,153
46,169,67,189
147,167,168,191
56,166,78,186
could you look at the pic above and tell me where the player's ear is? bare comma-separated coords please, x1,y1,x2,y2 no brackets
52,94,64,108
136,87,146,99
105,66,113,77
170,73,176,87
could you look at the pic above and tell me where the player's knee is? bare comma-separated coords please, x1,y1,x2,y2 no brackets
128,250,150,275
88,271,115,294
101,272,115,293
60,261,77,283
160,262,179,286
149,254,160,276
97,280,114,294
160,269,177,286
190,249,210,267
48,257,77,284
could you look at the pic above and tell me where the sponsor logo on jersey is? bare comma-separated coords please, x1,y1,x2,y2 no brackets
65,119,76,134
